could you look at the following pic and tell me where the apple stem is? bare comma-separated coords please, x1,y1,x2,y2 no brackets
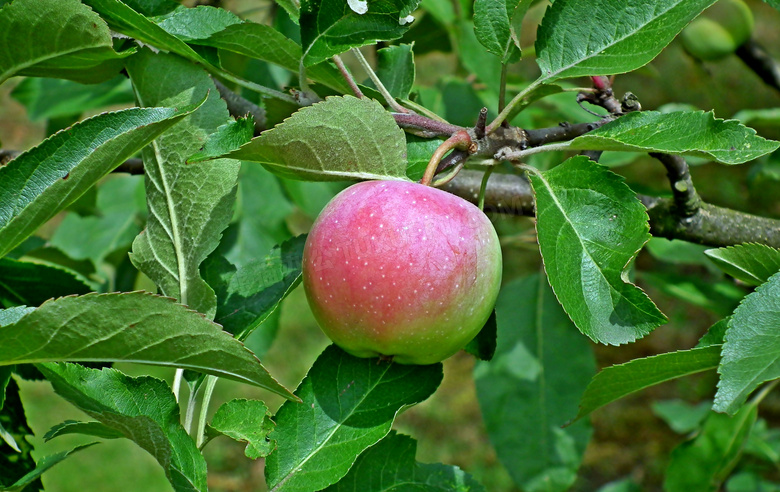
421,130,474,186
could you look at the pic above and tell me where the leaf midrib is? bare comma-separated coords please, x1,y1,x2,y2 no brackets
134,87,189,306
271,362,394,491
539,0,687,82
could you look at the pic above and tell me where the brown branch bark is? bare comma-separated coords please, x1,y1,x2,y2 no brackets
444,170,780,249
212,78,266,135
736,39,780,93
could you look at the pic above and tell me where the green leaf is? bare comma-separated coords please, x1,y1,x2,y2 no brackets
207,399,275,459
475,274,595,491
705,243,780,286
474,0,531,63
421,0,455,24
50,211,139,263
218,166,294,268
192,22,350,94
405,134,440,181
226,96,409,181
0,377,39,489
529,156,666,345
456,20,502,92
697,318,729,348
121,0,179,16
0,0,132,85
645,237,710,266
80,0,209,66
652,400,711,434
44,420,125,441
0,258,91,307
188,116,255,163
373,44,416,100
715,272,780,414
126,51,240,319
0,443,97,492
464,310,497,361
0,420,18,453
0,292,294,399
733,107,780,126
10,76,134,122
568,111,780,165
0,306,33,326
0,104,200,260
535,0,717,82
664,405,758,492
276,0,301,22
154,5,243,41
504,83,563,125
0,366,9,410
37,362,207,492
49,176,146,265
279,179,345,219
325,431,486,491
265,345,443,491
572,346,721,422
639,271,745,317
203,235,305,341
299,0,418,66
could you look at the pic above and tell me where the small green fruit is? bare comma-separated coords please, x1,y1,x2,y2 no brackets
681,0,754,61
302,180,502,365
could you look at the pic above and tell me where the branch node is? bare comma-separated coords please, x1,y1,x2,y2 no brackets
475,107,488,139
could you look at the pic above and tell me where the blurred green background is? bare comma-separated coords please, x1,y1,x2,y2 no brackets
3,0,780,490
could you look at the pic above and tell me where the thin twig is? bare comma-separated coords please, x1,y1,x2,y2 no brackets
431,161,466,187
477,166,495,210
392,113,463,137
436,149,470,174
213,68,299,105
332,55,364,99
475,108,488,140
486,79,541,134
351,48,410,113
212,78,266,135
498,142,573,161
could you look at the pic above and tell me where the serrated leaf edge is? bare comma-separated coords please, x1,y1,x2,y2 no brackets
531,158,666,345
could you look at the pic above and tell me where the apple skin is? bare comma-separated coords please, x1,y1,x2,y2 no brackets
303,180,502,365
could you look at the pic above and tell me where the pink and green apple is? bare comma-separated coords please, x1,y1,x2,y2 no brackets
303,180,502,365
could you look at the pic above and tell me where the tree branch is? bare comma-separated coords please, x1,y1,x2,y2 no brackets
650,152,700,217
640,196,780,248
212,78,266,135
443,169,780,249
736,39,780,93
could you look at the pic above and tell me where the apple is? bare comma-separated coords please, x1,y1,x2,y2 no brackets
302,180,502,365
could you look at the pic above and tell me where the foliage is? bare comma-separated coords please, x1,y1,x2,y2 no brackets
1,0,780,490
